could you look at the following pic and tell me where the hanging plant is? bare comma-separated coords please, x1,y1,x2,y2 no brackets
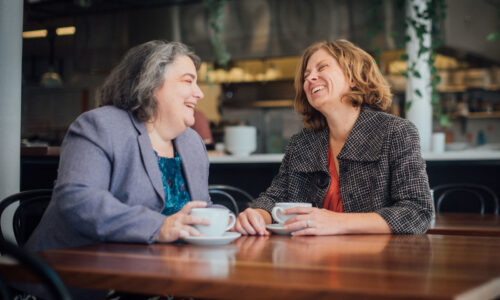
486,7,500,41
401,0,450,127
204,0,231,68
366,0,384,66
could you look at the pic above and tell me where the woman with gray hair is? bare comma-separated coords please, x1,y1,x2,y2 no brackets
26,40,216,252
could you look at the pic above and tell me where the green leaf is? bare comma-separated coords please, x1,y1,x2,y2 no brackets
434,38,443,48
486,32,500,41
418,46,430,58
401,53,409,61
432,93,440,104
439,115,452,127
415,89,422,97
435,75,441,85
406,101,412,111
413,70,422,78
368,27,377,37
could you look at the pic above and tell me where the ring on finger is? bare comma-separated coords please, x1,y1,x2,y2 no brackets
306,219,312,228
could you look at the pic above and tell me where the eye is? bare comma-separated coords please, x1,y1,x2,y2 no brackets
318,64,327,71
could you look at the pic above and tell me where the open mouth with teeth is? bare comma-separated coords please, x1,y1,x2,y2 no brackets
312,86,325,94
185,103,196,109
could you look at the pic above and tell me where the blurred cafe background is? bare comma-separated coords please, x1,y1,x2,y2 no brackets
2,0,500,211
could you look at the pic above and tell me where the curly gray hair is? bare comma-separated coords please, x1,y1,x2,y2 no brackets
99,40,201,122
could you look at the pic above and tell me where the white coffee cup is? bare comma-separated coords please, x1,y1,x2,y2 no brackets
271,202,312,224
191,208,236,237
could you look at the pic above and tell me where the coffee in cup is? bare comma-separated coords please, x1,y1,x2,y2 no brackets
271,202,312,224
190,208,236,236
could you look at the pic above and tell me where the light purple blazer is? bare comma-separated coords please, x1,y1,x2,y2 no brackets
26,106,213,251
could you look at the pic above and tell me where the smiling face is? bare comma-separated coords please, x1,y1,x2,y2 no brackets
303,48,351,114
153,55,204,136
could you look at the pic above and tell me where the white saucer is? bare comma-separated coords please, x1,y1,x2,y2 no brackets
266,224,299,235
183,232,241,246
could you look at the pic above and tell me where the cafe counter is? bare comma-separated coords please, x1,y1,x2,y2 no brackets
208,151,500,163
206,152,500,203
21,147,500,206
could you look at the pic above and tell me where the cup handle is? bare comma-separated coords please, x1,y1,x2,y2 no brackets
271,207,284,223
226,212,236,231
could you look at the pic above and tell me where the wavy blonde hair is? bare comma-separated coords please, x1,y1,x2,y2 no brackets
294,39,392,130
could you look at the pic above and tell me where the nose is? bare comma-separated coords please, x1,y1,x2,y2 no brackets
305,71,318,83
193,83,204,100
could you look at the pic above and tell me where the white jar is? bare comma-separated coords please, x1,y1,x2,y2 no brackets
432,132,446,153
224,126,257,156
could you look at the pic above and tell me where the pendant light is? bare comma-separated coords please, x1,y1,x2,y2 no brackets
40,28,63,88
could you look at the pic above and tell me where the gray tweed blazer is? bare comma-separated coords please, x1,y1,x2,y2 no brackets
251,106,433,234
26,106,213,251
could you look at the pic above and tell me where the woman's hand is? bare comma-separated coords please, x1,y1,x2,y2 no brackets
283,207,392,235
233,208,271,236
155,201,210,242
283,206,345,236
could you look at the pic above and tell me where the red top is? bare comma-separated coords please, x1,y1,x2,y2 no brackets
323,145,343,212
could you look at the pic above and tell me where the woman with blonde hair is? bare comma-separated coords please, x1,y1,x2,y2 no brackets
234,39,433,236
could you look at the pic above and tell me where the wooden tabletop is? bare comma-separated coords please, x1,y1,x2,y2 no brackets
2,234,500,300
428,213,500,236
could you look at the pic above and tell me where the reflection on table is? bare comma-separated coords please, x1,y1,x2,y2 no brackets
1,234,499,299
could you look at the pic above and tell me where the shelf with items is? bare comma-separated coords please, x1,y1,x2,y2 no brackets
219,79,295,109
439,88,500,120
451,111,500,119
197,57,300,84
385,74,500,94
382,49,500,93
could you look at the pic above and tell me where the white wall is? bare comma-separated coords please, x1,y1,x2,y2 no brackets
0,0,23,242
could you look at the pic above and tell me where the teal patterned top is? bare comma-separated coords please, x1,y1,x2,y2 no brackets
155,151,191,216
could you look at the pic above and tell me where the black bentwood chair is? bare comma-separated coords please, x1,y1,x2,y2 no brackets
432,183,499,214
208,185,254,215
0,189,53,250
0,238,72,300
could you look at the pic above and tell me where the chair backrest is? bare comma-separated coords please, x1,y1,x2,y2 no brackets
208,185,254,215
0,238,72,300
432,184,499,214
0,189,52,248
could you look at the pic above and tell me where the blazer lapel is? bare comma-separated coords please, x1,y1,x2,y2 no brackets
129,113,165,201
289,128,330,174
338,106,388,162
290,107,388,175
